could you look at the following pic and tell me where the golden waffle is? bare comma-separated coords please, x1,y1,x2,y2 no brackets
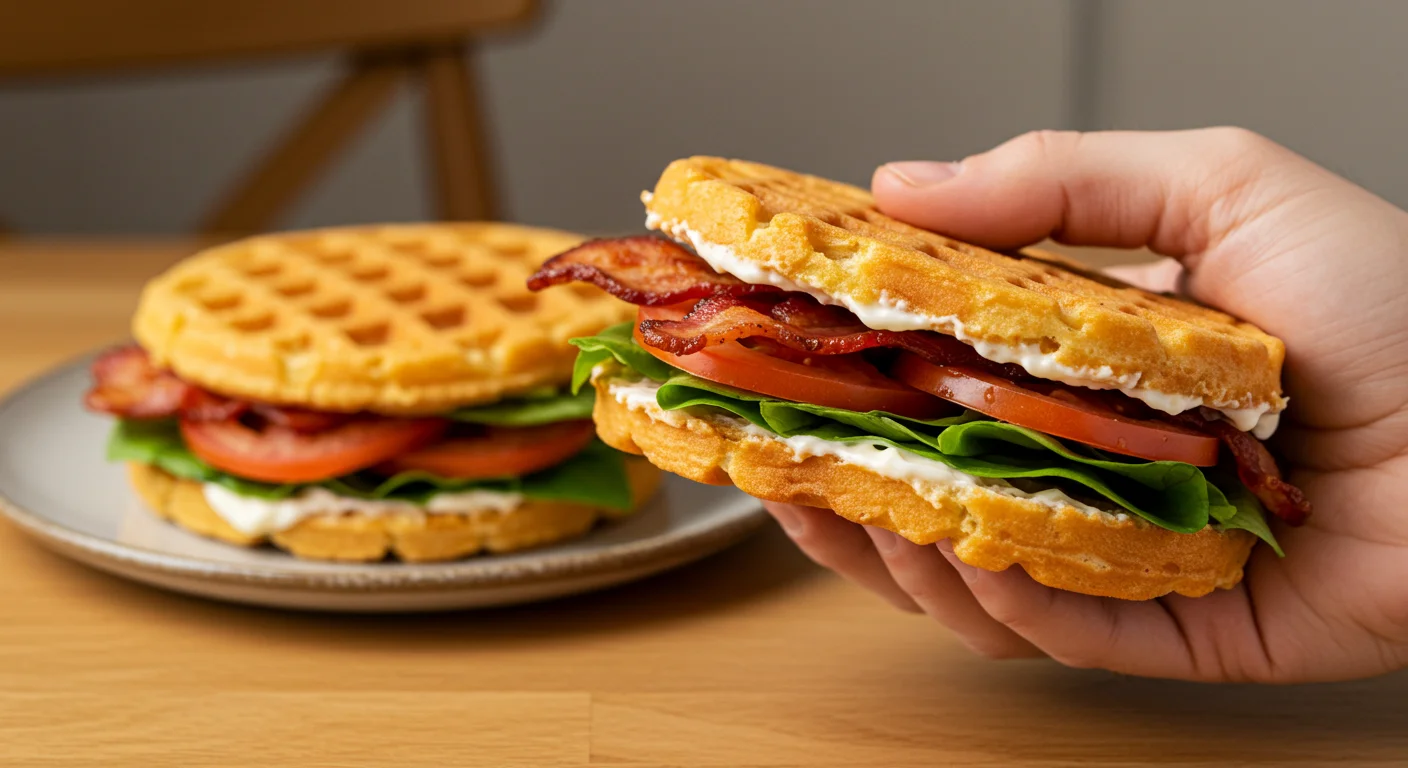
644,157,1287,420
592,374,1254,600
134,224,635,414
128,460,663,562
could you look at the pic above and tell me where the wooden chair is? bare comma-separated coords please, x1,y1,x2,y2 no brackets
0,0,537,234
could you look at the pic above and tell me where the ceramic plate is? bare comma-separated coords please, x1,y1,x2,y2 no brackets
0,354,767,612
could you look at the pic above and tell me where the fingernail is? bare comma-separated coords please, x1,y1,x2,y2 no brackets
770,506,805,537
882,161,962,187
867,527,899,554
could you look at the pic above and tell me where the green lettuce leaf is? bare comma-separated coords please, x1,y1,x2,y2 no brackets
108,419,299,499
319,439,632,509
578,324,1282,550
570,323,676,392
1208,471,1286,557
108,419,633,511
446,387,595,426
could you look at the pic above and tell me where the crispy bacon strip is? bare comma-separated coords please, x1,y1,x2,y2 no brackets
526,236,782,306
86,346,350,432
638,294,1033,380
249,403,352,433
85,346,199,419
1198,417,1312,526
181,390,250,422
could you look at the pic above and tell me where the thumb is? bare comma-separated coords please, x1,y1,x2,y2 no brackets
871,128,1317,262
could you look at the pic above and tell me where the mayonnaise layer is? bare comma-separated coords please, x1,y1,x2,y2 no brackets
643,210,1282,436
604,375,1122,521
202,484,524,537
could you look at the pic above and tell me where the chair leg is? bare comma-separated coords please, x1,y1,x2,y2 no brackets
200,52,407,236
419,43,498,222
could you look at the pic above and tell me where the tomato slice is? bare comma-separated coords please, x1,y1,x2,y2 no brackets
889,353,1220,465
379,421,597,479
635,306,953,420
181,417,447,483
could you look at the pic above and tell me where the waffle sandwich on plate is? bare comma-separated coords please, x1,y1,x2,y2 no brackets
526,157,1311,601
84,223,661,562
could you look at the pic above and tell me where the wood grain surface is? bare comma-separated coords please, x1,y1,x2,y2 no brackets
2,240,1406,767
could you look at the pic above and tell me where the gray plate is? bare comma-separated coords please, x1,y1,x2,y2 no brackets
0,355,767,612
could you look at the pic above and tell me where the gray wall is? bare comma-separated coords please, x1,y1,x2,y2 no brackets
0,0,1403,235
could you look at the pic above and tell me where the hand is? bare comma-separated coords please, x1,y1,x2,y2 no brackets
766,128,1408,682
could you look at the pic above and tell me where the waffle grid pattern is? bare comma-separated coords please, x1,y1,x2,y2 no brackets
134,224,634,414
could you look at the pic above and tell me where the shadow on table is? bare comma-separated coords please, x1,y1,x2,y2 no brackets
855,637,1408,763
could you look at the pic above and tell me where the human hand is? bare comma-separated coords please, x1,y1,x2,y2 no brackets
766,128,1408,682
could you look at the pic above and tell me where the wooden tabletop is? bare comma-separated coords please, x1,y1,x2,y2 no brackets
2,239,1407,767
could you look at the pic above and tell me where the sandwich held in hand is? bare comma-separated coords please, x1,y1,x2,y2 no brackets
85,223,660,562
527,157,1310,600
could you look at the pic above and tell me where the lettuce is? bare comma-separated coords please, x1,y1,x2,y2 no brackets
109,419,298,499
446,387,595,426
108,419,633,511
572,323,1282,551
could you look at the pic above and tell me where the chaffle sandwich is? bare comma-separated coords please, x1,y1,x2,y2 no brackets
526,157,1310,600
85,223,660,562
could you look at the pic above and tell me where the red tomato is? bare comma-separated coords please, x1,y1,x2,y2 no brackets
181,417,447,483
889,353,1220,465
634,306,953,420
379,421,597,479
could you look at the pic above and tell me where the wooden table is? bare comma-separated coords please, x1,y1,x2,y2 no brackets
2,240,1407,767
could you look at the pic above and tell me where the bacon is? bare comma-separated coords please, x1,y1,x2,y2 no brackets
638,293,1033,380
1197,417,1312,526
86,345,352,432
525,236,783,306
250,403,353,433
85,346,195,419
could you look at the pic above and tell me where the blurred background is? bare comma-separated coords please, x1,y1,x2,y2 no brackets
0,0,1405,236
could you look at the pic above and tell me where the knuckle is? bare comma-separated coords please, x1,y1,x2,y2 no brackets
1008,129,1083,163
1202,125,1276,159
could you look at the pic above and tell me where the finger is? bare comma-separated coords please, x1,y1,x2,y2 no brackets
936,541,1208,679
1102,258,1184,295
765,502,922,612
865,529,1042,659
871,127,1316,259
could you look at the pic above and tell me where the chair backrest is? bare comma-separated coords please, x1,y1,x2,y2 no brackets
0,0,537,234
0,0,535,78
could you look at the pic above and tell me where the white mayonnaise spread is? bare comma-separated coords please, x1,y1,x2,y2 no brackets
643,210,1282,436
202,484,524,537
605,375,691,426
604,376,1122,521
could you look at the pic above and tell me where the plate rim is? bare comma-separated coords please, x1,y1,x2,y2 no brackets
0,352,767,594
